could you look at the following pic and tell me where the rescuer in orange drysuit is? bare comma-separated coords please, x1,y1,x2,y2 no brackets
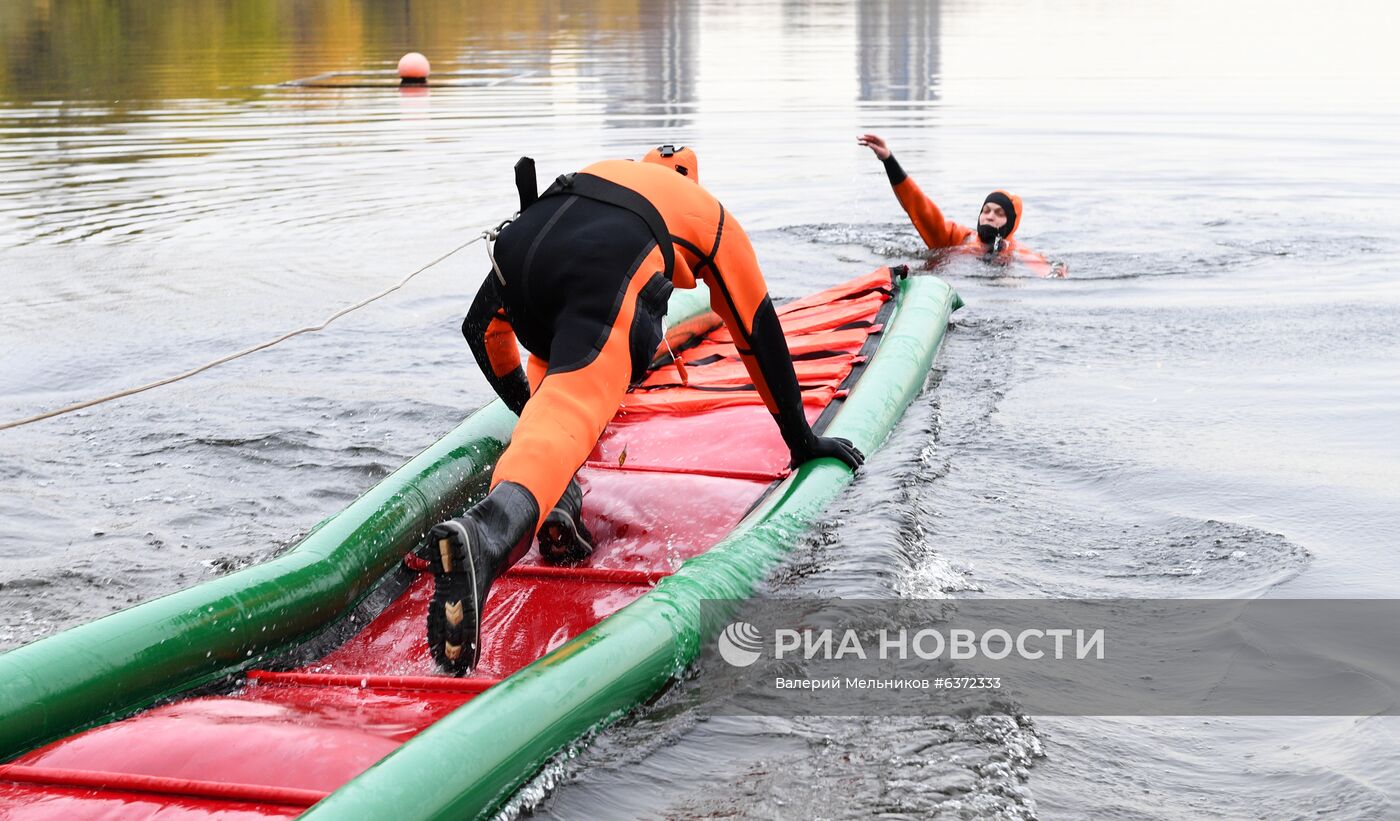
422,146,864,675
857,133,1067,278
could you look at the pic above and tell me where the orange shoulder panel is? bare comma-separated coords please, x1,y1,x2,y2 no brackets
581,159,727,290
583,158,772,337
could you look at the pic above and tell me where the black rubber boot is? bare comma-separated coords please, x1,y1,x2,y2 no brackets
424,482,539,675
537,477,595,565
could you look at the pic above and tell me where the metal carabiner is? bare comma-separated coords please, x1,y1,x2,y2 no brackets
660,319,689,386
481,212,519,286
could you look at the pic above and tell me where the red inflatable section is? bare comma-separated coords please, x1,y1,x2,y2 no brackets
0,269,897,818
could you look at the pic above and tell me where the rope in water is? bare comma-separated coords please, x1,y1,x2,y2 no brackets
1,232,492,432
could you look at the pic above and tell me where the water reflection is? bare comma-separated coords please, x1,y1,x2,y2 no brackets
0,0,691,103
580,0,696,129
857,0,941,102
0,0,707,247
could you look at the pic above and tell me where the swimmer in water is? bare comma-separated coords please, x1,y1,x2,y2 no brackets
857,133,1067,277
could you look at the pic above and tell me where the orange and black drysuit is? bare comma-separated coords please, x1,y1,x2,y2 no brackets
463,155,852,530
879,154,1067,278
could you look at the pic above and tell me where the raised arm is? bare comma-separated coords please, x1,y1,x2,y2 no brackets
858,133,966,249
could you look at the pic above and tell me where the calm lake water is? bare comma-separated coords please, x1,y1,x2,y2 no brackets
3,1,1399,818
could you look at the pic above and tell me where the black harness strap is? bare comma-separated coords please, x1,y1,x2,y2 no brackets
514,156,538,211
537,172,676,282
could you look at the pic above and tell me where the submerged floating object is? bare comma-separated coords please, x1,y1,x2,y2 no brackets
397,52,430,84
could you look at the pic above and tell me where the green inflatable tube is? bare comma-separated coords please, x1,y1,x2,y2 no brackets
300,273,963,820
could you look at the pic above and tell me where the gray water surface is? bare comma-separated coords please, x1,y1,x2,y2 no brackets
3,1,1399,818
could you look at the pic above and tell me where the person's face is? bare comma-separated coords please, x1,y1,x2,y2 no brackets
978,202,1008,229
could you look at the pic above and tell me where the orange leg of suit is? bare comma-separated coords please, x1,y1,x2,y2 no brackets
489,251,661,532
525,354,547,393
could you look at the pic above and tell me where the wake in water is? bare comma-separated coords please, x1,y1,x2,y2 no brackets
524,210,1382,816
521,325,1047,819
781,219,1397,282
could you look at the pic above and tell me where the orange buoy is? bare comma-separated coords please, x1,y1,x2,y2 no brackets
397,52,430,84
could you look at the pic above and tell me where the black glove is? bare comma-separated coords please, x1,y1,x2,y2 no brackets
492,369,533,417
789,433,864,472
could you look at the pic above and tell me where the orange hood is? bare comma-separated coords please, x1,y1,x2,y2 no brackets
982,189,1022,239
642,145,699,183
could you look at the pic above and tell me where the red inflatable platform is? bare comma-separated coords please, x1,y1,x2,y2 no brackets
0,268,899,818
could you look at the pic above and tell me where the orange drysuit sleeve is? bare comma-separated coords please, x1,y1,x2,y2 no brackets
881,154,972,249
579,158,819,456
688,207,825,459
693,210,787,415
